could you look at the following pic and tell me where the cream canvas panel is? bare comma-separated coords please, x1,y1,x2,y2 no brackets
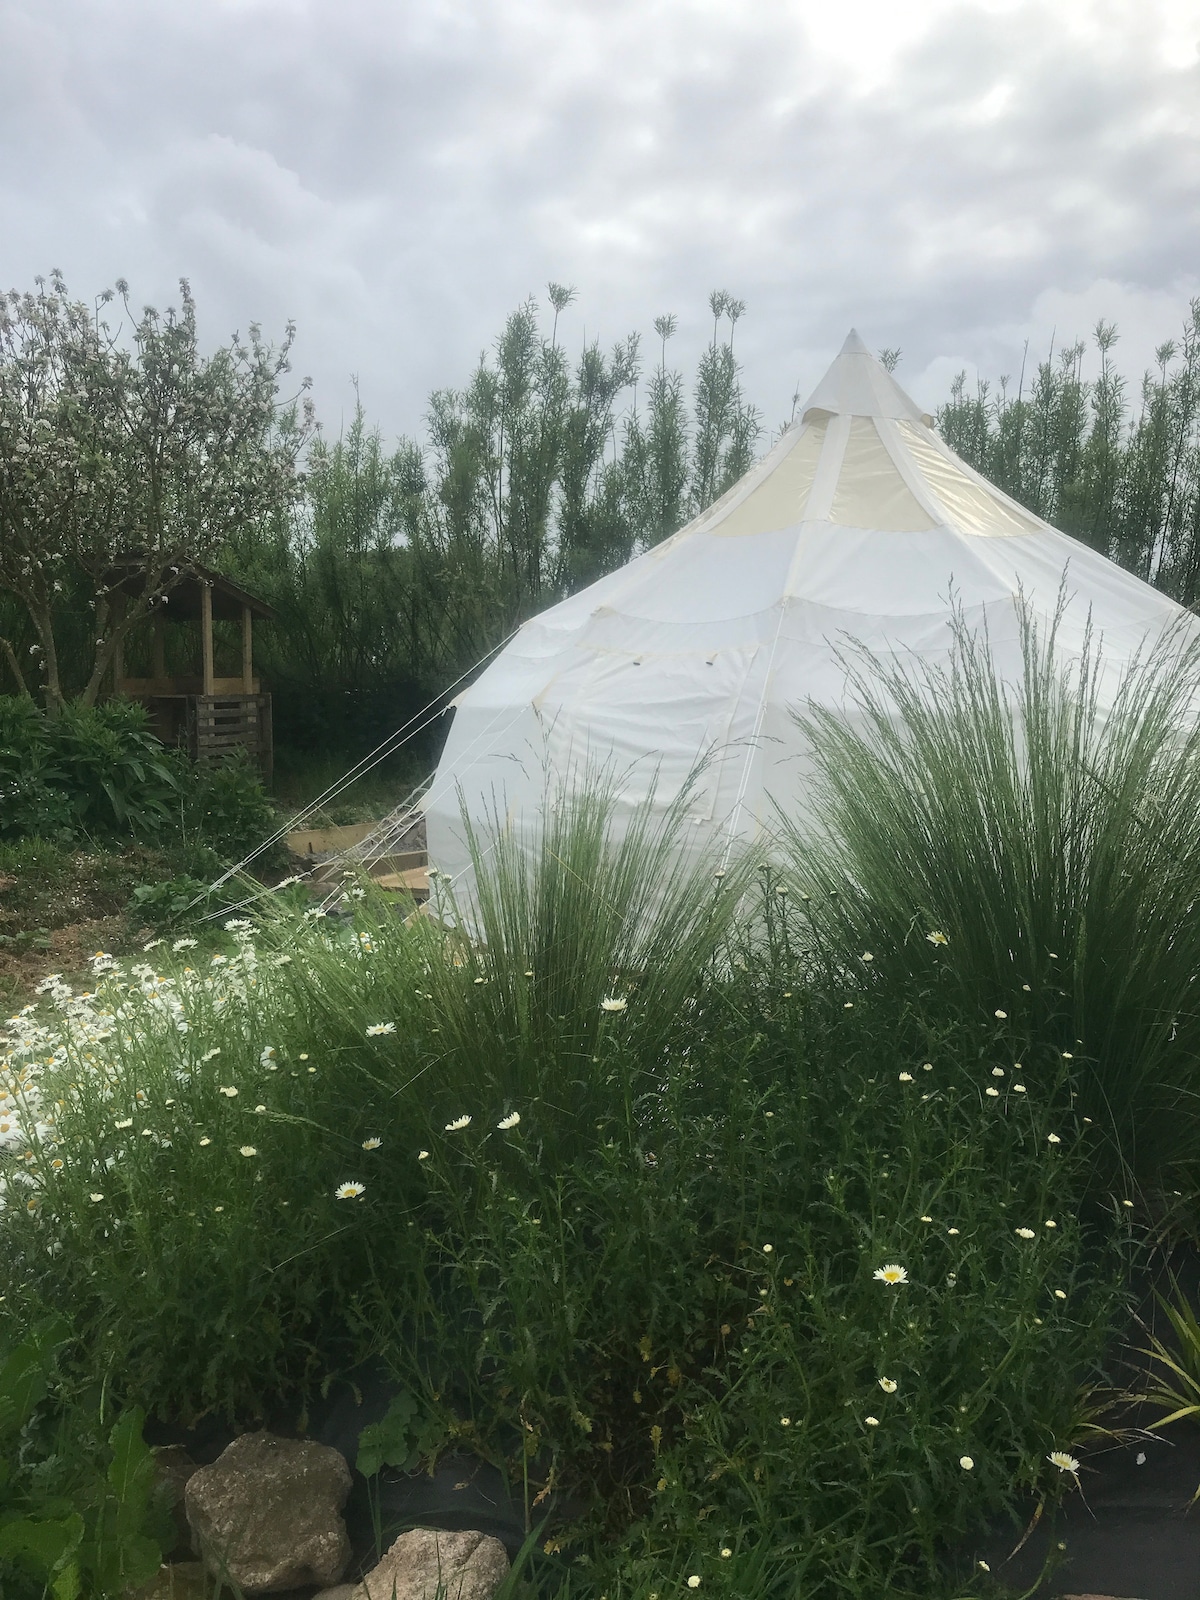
611,526,798,624
828,417,937,532
540,645,758,810
781,527,1020,615
898,421,1041,538
714,418,827,537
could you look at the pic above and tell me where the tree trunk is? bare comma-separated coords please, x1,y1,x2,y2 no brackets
30,603,64,713
0,637,32,698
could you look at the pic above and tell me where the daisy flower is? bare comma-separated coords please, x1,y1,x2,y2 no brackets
239,1146,257,1158
445,1115,472,1132
366,1022,396,1037
873,1264,908,1285
335,1181,366,1200
926,931,949,946
878,1377,897,1393
1048,1450,1079,1474
600,996,628,1013
959,1455,974,1470
362,1137,382,1150
1015,1227,1036,1239
497,1112,521,1130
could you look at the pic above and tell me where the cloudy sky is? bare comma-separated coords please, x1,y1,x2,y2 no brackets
3,0,1198,443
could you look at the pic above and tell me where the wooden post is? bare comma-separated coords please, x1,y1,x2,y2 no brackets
152,612,166,685
201,583,215,696
241,604,254,693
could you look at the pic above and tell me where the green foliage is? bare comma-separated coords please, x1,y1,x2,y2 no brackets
231,289,760,759
1,791,1128,1597
938,303,1200,604
182,752,279,862
0,694,277,863
356,1390,447,1478
787,592,1200,1185
0,1322,166,1600
0,695,182,841
0,271,311,709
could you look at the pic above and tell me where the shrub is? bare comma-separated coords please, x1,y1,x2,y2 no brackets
0,695,279,863
181,751,281,864
0,696,181,842
785,596,1200,1187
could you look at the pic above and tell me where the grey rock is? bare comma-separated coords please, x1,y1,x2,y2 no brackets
312,1588,359,1600
355,1527,509,1600
184,1430,352,1594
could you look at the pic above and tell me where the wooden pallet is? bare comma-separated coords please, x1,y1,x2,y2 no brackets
191,694,273,781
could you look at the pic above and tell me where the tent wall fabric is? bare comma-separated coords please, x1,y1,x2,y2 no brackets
423,331,1194,883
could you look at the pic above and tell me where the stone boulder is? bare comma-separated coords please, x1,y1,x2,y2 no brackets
184,1430,352,1593
354,1528,509,1600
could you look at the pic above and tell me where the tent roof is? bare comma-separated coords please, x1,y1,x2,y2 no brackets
799,328,934,428
678,334,1046,549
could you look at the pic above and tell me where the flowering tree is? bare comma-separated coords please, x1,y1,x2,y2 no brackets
0,273,312,708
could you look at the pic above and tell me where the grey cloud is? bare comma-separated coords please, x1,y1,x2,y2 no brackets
0,0,1196,440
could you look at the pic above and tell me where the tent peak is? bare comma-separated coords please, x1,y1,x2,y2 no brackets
801,332,934,428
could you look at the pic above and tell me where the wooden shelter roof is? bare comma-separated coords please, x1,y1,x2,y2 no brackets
105,556,277,623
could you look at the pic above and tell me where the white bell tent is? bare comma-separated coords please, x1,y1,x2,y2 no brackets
423,330,1192,882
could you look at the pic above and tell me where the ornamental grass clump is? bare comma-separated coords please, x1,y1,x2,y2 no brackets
785,592,1200,1185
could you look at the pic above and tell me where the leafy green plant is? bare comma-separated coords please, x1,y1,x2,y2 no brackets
52,700,183,836
182,752,281,863
0,695,181,842
356,1391,448,1478
0,1321,166,1599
